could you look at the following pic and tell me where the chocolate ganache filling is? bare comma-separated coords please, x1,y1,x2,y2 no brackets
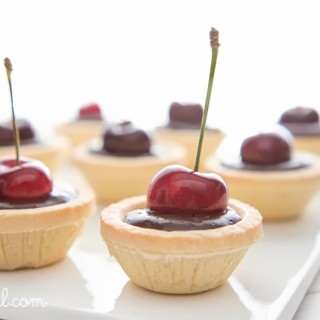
0,119,37,146
0,185,77,210
124,207,241,231
90,121,152,157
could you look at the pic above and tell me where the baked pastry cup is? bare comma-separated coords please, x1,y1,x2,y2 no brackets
293,136,320,155
100,195,263,294
73,140,187,204
0,183,95,270
55,120,104,146
0,135,70,174
154,128,224,172
205,151,320,220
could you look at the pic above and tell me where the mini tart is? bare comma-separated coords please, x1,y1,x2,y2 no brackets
55,120,104,146
205,151,320,220
73,140,187,204
100,195,263,294
0,135,70,173
154,128,224,172
0,183,95,270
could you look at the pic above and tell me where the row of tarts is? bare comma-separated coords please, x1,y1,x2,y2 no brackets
0,102,319,294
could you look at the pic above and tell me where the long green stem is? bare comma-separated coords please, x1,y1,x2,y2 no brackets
194,29,220,172
4,58,20,166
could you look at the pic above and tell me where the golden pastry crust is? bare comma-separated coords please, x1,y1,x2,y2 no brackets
101,196,262,254
0,135,70,173
100,196,263,294
294,136,320,155
154,128,224,172
205,151,320,220
73,140,187,204
0,183,95,270
55,120,104,146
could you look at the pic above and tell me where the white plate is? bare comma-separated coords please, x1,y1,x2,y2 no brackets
1,195,320,320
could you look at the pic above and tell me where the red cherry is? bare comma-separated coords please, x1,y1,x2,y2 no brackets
0,157,53,200
103,121,151,155
169,102,203,126
0,119,35,146
147,165,229,215
240,126,293,165
79,103,102,120
279,107,319,124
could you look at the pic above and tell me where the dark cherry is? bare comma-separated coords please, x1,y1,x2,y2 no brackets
1,58,52,202
0,119,35,146
147,30,224,216
169,102,203,126
147,165,228,215
240,127,293,165
0,157,53,200
78,103,103,120
103,121,151,155
279,107,319,124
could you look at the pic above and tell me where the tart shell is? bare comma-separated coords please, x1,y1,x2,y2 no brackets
0,135,70,173
73,140,187,204
100,196,263,294
205,151,320,220
55,120,104,146
294,136,320,155
154,128,224,172
0,183,95,270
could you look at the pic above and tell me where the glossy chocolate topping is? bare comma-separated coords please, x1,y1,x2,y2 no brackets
124,207,241,231
102,121,151,156
221,154,310,171
0,119,36,146
168,102,203,129
0,185,77,209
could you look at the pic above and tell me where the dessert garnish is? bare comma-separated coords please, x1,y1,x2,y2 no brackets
168,102,203,129
220,125,311,171
78,102,103,120
90,121,152,157
124,28,241,230
240,126,293,165
0,60,69,173
1,58,69,204
280,106,319,124
1,59,37,147
0,119,36,146
279,106,320,136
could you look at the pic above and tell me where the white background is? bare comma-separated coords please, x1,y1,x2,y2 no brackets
0,0,320,137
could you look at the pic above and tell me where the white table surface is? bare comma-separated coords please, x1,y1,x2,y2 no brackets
293,271,320,319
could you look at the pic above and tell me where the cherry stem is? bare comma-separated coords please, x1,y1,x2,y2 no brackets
194,28,220,172
4,57,20,166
